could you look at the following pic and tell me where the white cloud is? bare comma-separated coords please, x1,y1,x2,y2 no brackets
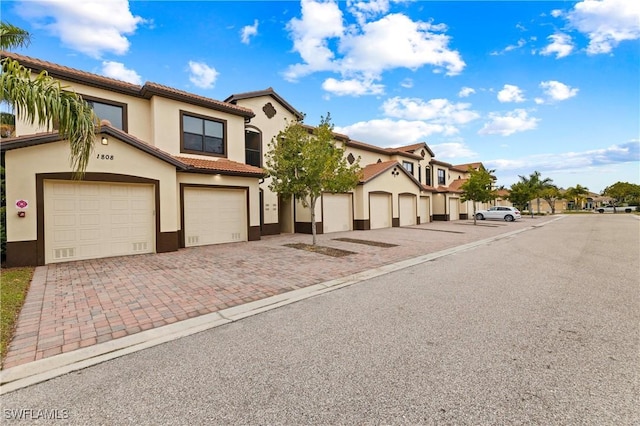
285,1,465,91
101,61,142,85
539,80,579,102
458,87,476,98
335,118,458,146
492,38,527,56
567,0,640,54
488,141,640,172
187,61,219,89
17,0,146,58
400,78,414,88
241,19,259,44
322,77,384,96
429,142,477,159
284,0,345,80
339,13,465,76
382,97,480,125
497,84,526,103
478,109,540,136
551,9,564,18
540,33,574,58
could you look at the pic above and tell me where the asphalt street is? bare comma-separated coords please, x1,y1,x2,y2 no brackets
1,215,639,425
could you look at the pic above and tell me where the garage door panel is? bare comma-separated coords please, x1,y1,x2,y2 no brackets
323,194,352,233
370,193,391,229
45,181,155,264
399,195,416,226
184,188,247,247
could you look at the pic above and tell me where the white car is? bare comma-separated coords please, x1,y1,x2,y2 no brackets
475,206,521,222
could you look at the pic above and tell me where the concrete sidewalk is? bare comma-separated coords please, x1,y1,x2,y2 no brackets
1,216,561,392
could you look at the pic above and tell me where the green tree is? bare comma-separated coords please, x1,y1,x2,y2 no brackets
539,185,561,214
565,184,589,210
602,182,640,211
265,114,361,245
1,22,98,176
460,165,496,225
506,181,533,213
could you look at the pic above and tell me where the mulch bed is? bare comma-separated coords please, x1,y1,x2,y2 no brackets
284,243,356,257
332,238,398,248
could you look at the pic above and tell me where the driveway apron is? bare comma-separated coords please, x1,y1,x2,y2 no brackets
3,218,553,369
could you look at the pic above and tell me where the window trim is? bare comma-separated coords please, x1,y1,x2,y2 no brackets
437,168,446,186
180,110,227,158
402,161,414,175
425,166,431,186
244,126,262,167
82,94,128,132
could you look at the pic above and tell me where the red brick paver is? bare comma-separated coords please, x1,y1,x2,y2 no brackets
2,218,554,369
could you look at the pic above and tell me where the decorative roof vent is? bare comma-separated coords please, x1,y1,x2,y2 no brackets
263,102,276,119
347,153,355,164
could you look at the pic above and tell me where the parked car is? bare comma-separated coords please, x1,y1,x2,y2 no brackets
475,206,521,222
595,205,638,213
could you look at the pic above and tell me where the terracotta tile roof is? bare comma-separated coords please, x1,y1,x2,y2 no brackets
451,162,483,173
448,178,467,192
422,184,437,192
1,51,254,118
394,142,435,158
346,139,421,159
360,160,398,182
175,156,264,177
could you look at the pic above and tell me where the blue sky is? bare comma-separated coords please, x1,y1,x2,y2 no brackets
2,0,639,193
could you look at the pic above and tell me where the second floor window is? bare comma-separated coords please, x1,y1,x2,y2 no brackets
425,167,431,186
245,130,261,167
402,161,414,175
437,168,446,185
85,97,126,131
181,112,226,156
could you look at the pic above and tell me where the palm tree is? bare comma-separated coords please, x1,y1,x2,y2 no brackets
1,22,97,176
518,171,553,217
565,184,589,210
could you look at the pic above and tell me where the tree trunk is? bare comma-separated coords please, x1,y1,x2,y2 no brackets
473,202,477,225
310,196,317,245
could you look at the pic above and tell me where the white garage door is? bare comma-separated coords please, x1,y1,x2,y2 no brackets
322,193,352,233
184,187,247,247
370,193,392,229
419,196,430,224
449,198,460,221
44,180,155,264
399,195,416,226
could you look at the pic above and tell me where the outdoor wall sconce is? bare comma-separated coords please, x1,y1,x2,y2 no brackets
101,136,109,145
17,211,26,218
391,167,400,178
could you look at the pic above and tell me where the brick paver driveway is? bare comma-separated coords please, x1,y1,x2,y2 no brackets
3,217,555,369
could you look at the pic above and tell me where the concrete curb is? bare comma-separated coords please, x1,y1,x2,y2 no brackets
0,216,565,394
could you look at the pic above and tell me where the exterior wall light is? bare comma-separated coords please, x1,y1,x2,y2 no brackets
101,136,109,145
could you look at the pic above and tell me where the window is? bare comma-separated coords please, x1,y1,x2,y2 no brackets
85,97,126,131
245,129,261,167
418,167,422,183
181,112,226,156
425,167,431,186
437,169,446,185
402,161,414,175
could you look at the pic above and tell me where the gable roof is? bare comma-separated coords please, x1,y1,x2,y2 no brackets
1,51,255,119
394,142,436,158
225,87,304,120
359,160,423,189
347,139,422,160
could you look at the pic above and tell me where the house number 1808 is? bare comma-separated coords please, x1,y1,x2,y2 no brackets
96,154,114,160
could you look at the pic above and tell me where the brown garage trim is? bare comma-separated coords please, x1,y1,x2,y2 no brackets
261,223,280,236
5,241,38,267
180,183,257,248
354,219,370,230
36,173,163,266
294,221,323,235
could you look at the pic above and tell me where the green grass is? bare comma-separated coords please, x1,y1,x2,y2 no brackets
1,267,34,361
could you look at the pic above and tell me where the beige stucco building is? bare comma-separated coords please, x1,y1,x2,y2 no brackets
1,52,486,267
